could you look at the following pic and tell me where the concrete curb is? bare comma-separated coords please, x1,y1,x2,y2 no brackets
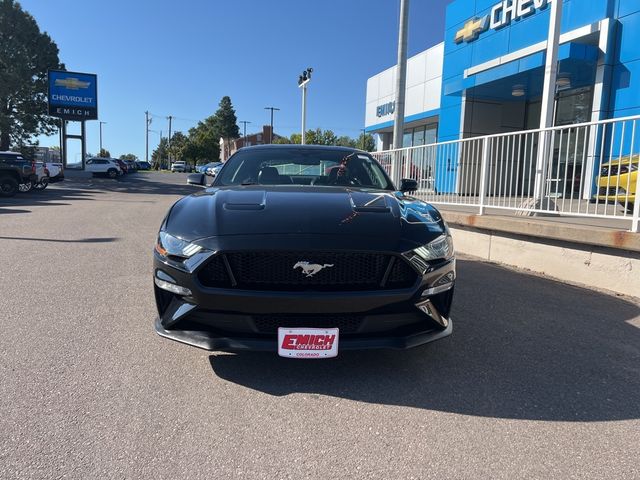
441,210,640,253
441,211,640,298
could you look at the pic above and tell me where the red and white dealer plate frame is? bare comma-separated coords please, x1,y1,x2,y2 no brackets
277,327,339,359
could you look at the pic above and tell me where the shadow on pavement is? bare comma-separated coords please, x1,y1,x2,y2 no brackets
77,173,198,197
0,186,98,210
0,173,196,212
0,236,119,243
0,208,32,215
208,259,640,422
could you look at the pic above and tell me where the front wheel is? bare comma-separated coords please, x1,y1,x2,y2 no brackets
0,176,19,197
18,182,33,193
625,202,635,214
34,178,49,190
107,168,118,179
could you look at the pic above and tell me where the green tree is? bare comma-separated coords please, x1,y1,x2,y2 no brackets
188,116,220,164
98,148,111,158
168,131,188,161
213,96,239,159
356,132,376,152
0,0,64,150
119,153,138,161
336,135,356,148
304,128,338,146
151,138,168,169
289,133,302,144
272,136,291,145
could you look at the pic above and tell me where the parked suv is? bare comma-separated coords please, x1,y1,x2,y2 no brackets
85,158,122,178
0,151,38,197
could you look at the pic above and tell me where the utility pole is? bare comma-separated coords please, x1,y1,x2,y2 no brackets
361,128,367,150
167,115,173,167
392,0,410,150
99,121,107,153
239,121,251,147
297,68,313,144
264,107,279,143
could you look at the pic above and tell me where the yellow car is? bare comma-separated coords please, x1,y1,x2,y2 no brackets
596,155,637,212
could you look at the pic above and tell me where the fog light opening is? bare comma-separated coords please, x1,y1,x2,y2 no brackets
415,299,449,328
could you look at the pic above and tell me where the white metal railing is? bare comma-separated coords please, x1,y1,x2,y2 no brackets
372,115,640,232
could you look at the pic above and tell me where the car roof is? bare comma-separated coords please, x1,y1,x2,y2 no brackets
236,144,367,154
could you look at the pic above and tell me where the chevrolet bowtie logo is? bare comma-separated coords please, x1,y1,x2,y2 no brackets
54,77,90,90
454,16,489,43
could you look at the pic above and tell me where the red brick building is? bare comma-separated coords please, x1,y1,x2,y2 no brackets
220,125,283,161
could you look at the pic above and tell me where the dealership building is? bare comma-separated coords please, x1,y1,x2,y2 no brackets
365,0,640,152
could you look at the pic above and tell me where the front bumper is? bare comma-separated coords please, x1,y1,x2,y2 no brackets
154,315,452,351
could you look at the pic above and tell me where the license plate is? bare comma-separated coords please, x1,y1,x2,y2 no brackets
277,327,339,359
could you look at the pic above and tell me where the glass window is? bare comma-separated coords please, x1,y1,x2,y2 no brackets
402,129,412,148
555,87,593,126
425,124,437,145
216,148,393,190
413,127,425,146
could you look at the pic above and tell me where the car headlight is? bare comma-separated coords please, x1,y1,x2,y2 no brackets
413,235,454,262
155,231,202,258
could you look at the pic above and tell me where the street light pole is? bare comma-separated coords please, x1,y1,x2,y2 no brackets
99,121,107,153
167,115,173,167
392,0,410,150
145,111,150,163
264,107,279,143
297,68,313,145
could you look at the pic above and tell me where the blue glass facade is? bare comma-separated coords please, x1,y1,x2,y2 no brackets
439,0,640,143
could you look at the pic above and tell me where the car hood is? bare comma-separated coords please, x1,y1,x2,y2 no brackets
164,186,447,251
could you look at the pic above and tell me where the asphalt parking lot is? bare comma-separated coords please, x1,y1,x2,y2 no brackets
1,172,639,479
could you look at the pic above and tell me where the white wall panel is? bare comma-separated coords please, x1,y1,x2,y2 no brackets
426,43,444,81
365,42,444,128
424,77,442,112
407,51,428,88
405,84,425,117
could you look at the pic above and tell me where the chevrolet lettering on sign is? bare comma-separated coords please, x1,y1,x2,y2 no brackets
454,0,550,44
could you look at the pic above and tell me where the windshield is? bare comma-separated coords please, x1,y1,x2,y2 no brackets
215,148,393,190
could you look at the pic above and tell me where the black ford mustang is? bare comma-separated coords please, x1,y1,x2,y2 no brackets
154,145,455,358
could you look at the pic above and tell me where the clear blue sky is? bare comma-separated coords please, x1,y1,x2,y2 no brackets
22,0,448,160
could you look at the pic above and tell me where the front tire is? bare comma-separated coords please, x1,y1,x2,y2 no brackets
0,176,18,197
107,168,118,179
34,178,49,190
18,182,33,193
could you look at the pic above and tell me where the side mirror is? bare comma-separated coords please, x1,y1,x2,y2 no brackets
400,178,418,193
187,173,206,187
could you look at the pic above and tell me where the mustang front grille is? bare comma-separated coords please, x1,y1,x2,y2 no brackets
196,251,418,291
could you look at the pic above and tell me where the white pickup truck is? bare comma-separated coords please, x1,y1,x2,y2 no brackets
44,162,64,182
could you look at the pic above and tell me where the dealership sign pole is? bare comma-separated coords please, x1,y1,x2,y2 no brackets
47,70,98,169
